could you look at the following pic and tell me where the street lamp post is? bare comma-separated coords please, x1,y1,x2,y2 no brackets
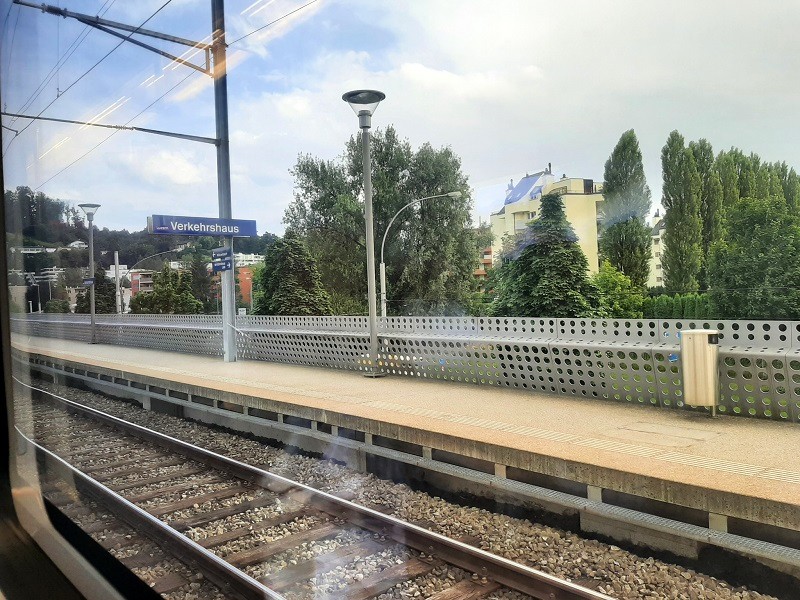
79,203,101,343
379,191,462,317
32,282,41,313
342,89,386,378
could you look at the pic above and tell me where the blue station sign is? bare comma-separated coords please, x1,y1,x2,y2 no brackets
148,215,257,238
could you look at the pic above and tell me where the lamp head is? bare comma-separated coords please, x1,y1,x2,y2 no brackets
78,203,101,220
342,89,385,118
446,191,462,198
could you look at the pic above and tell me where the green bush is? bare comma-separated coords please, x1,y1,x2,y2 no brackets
44,299,70,313
671,294,684,318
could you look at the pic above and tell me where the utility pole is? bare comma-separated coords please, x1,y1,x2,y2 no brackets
211,0,236,362
15,0,238,361
114,251,122,313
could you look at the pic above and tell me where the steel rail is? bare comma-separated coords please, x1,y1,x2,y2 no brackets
21,378,612,600
15,426,286,600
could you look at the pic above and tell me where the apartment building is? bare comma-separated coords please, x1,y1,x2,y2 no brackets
489,167,605,272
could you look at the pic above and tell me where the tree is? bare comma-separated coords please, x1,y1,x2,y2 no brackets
129,265,202,314
716,152,739,208
599,130,652,288
682,293,697,319
75,268,117,314
44,299,70,313
285,126,476,315
671,294,684,318
186,252,214,313
689,139,723,288
654,294,672,318
661,132,702,293
253,232,332,316
641,296,654,317
786,169,800,211
708,196,800,319
491,193,598,317
591,260,644,318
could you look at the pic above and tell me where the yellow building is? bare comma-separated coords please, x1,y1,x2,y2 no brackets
489,168,604,272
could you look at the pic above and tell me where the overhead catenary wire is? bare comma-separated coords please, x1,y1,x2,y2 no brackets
3,0,173,154
11,0,118,125
227,0,319,46
3,4,21,97
33,68,198,191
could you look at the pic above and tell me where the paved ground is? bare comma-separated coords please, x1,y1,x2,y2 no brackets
12,334,800,509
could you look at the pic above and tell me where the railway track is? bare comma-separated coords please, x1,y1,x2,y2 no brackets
17,379,610,600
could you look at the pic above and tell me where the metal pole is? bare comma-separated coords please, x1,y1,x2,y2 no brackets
380,261,387,318
36,284,41,312
360,113,383,377
114,250,122,314
378,193,458,319
88,215,96,343
211,0,236,362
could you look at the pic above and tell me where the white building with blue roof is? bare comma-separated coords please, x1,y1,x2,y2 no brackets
489,166,605,272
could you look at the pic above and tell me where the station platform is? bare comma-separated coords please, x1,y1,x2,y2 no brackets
10,335,800,567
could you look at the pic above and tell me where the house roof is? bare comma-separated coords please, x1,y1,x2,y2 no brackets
651,218,665,235
504,170,548,205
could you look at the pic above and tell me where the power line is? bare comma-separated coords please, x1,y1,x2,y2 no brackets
4,0,173,153
228,0,319,46
3,5,21,92
11,0,118,125
2,110,217,144
33,68,198,191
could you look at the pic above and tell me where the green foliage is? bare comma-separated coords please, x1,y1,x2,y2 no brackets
253,232,332,316
682,293,697,319
641,296,653,318
696,294,710,319
715,152,740,208
654,295,672,318
690,139,723,288
491,194,598,317
671,294,683,318
285,126,476,315
661,132,702,293
75,268,117,314
590,260,644,318
600,130,652,288
186,252,214,313
44,299,71,313
709,196,800,319
129,265,202,314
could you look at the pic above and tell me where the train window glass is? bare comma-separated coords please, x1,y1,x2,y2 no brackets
3,2,798,600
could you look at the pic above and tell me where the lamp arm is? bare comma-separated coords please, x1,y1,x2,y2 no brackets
380,193,451,264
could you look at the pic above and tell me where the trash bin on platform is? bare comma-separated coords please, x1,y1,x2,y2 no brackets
680,329,720,416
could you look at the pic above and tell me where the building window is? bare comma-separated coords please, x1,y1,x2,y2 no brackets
655,251,660,257
656,277,663,282
656,264,661,270
653,237,660,244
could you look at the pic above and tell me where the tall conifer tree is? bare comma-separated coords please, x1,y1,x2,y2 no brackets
491,194,597,317
599,130,652,288
661,131,702,293
689,139,722,288
254,232,332,316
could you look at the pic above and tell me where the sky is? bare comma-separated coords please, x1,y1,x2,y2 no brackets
3,0,800,236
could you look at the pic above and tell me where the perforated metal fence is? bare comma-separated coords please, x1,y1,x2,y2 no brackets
10,314,800,423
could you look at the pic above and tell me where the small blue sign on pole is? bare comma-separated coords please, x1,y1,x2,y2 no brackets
148,215,257,238
211,246,233,273
83,278,95,287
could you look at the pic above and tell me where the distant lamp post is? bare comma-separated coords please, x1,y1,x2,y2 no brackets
379,191,462,317
79,203,101,343
342,89,386,377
